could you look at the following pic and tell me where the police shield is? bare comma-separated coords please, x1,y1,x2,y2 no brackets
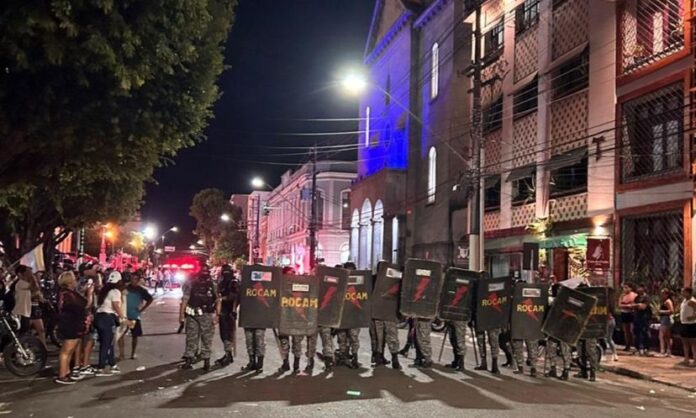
238,265,281,329
438,268,479,322
542,286,598,346
371,262,403,322
475,277,512,332
278,274,319,336
399,259,445,319
338,271,372,329
315,265,348,328
510,282,549,340
578,287,609,339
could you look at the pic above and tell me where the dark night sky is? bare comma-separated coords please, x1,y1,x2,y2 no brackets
140,0,374,248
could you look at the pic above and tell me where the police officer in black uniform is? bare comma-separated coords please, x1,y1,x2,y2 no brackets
180,265,220,371
215,264,239,367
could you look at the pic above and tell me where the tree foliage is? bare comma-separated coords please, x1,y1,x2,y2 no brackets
0,0,236,261
189,188,247,265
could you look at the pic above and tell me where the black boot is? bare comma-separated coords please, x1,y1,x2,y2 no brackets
255,356,264,373
374,352,386,367
398,344,410,357
456,355,466,372
203,359,211,372
514,366,524,374
279,359,290,372
545,366,557,378
530,367,537,378
215,352,232,367
419,358,433,369
350,353,359,369
304,357,314,373
293,356,301,373
560,368,570,381
491,358,501,375
589,368,596,382
335,352,346,367
381,353,388,365
242,356,256,372
391,353,401,370
474,358,487,371
574,369,588,379
324,357,334,372
181,357,193,370
446,356,459,368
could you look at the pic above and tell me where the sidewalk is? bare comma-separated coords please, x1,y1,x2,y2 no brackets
602,350,696,392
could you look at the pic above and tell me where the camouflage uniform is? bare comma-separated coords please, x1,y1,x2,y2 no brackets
579,338,599,371
546,337,571,370
368,320,378,352
450,321,468,357
314,326,334,359
374,319,400,354
244,328,266,357
512,339,539,369
337,329,360,355
415,319,432,359
476,328,501,361
299,334,314,358
184,314,215,359
278,334,291,360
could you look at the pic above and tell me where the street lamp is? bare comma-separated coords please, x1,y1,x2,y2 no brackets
161,226,179,248
251,177,265,189
220,213,231,222
340,71,368,96
196,239,204,246
142,224,157,241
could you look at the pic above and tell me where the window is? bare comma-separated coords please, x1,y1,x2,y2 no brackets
385,75,391,105
508,166,536,205
515,0,540,36
484,176,501,211
484,19,504,59
391,217,399,264
552,0,570,9
431,42,439,100
483,96,503,133
364,106,371,147
621,82,683,182
427,146,437,203
341,191,351,230
553,49,589,99
636,0,683,57
550,154,588,198
315,193,324,230
513,77,538,117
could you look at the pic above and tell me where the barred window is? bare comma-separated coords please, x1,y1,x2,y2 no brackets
513,77,538,117
484,176,501,211
621,211,683,291
552,49,589,99
483,96,503,133
621,82,683,182
515,0,540,36
484,19,504,59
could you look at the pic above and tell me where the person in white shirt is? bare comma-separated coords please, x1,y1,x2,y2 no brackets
94,271,125,376
679,287,696,366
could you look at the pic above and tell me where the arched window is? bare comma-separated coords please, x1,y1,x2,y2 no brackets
359,199,373,269
428,146,437,203
431,42,439,99
364,106,371,147
350,209,360,263
391,217,399,264
372,200,384,269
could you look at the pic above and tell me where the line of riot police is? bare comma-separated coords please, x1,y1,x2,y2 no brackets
180,258,609,383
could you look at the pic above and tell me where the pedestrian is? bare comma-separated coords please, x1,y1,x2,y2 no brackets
119,270,153,360
94,271,125,376
180,266,220,371
75,263,100,377
619,283,638,352
678,287,696,366
12,265,35,335
606,312,619,362
632,286,651,356
658,289,675,357
215,264,239,367
55,271,92,385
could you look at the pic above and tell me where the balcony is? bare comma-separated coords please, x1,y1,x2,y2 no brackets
550,192,588,223
550,90,588,156
620,0,685,75
484,211,501,232
512,203,535,228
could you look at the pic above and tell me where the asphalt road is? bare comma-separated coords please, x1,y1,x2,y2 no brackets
1,290,695,418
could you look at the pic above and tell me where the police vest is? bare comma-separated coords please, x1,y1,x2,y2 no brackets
187,279,216,315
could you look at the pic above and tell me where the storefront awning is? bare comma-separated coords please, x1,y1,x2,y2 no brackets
546,147,587,172
539,233,588,249
506,165,535,182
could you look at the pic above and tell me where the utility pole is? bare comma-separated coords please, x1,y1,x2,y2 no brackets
469,1,484,272
308,146,318,270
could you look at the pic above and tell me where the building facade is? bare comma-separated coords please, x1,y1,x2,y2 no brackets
263,161,356,273
246,191,269,263
354,0,695,290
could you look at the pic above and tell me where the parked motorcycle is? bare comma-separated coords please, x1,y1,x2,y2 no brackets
0,308,48,376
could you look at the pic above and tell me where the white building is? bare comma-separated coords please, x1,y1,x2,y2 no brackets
264,161,356,273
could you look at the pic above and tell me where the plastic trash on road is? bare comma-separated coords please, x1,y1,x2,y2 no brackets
346,390,361,397
136,366,146,371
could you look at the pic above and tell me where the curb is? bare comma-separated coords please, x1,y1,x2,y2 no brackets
602,365,696,392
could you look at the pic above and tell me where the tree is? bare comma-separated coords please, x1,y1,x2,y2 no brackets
189,188,247,265
0,0,236,262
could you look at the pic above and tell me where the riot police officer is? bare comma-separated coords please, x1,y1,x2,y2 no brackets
445,320,467,372
545,282,571,380
180,265,220,371
373,319,401,369
215,264,239,367
336,261,361,369
413,318,433,368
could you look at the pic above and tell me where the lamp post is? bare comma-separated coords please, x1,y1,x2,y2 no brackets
160,226,179,249
251,177,266,264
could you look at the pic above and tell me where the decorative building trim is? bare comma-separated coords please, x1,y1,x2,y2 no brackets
414,0,450,29
365,11,415,65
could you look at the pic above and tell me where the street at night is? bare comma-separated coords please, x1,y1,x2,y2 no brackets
0,291,694,418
